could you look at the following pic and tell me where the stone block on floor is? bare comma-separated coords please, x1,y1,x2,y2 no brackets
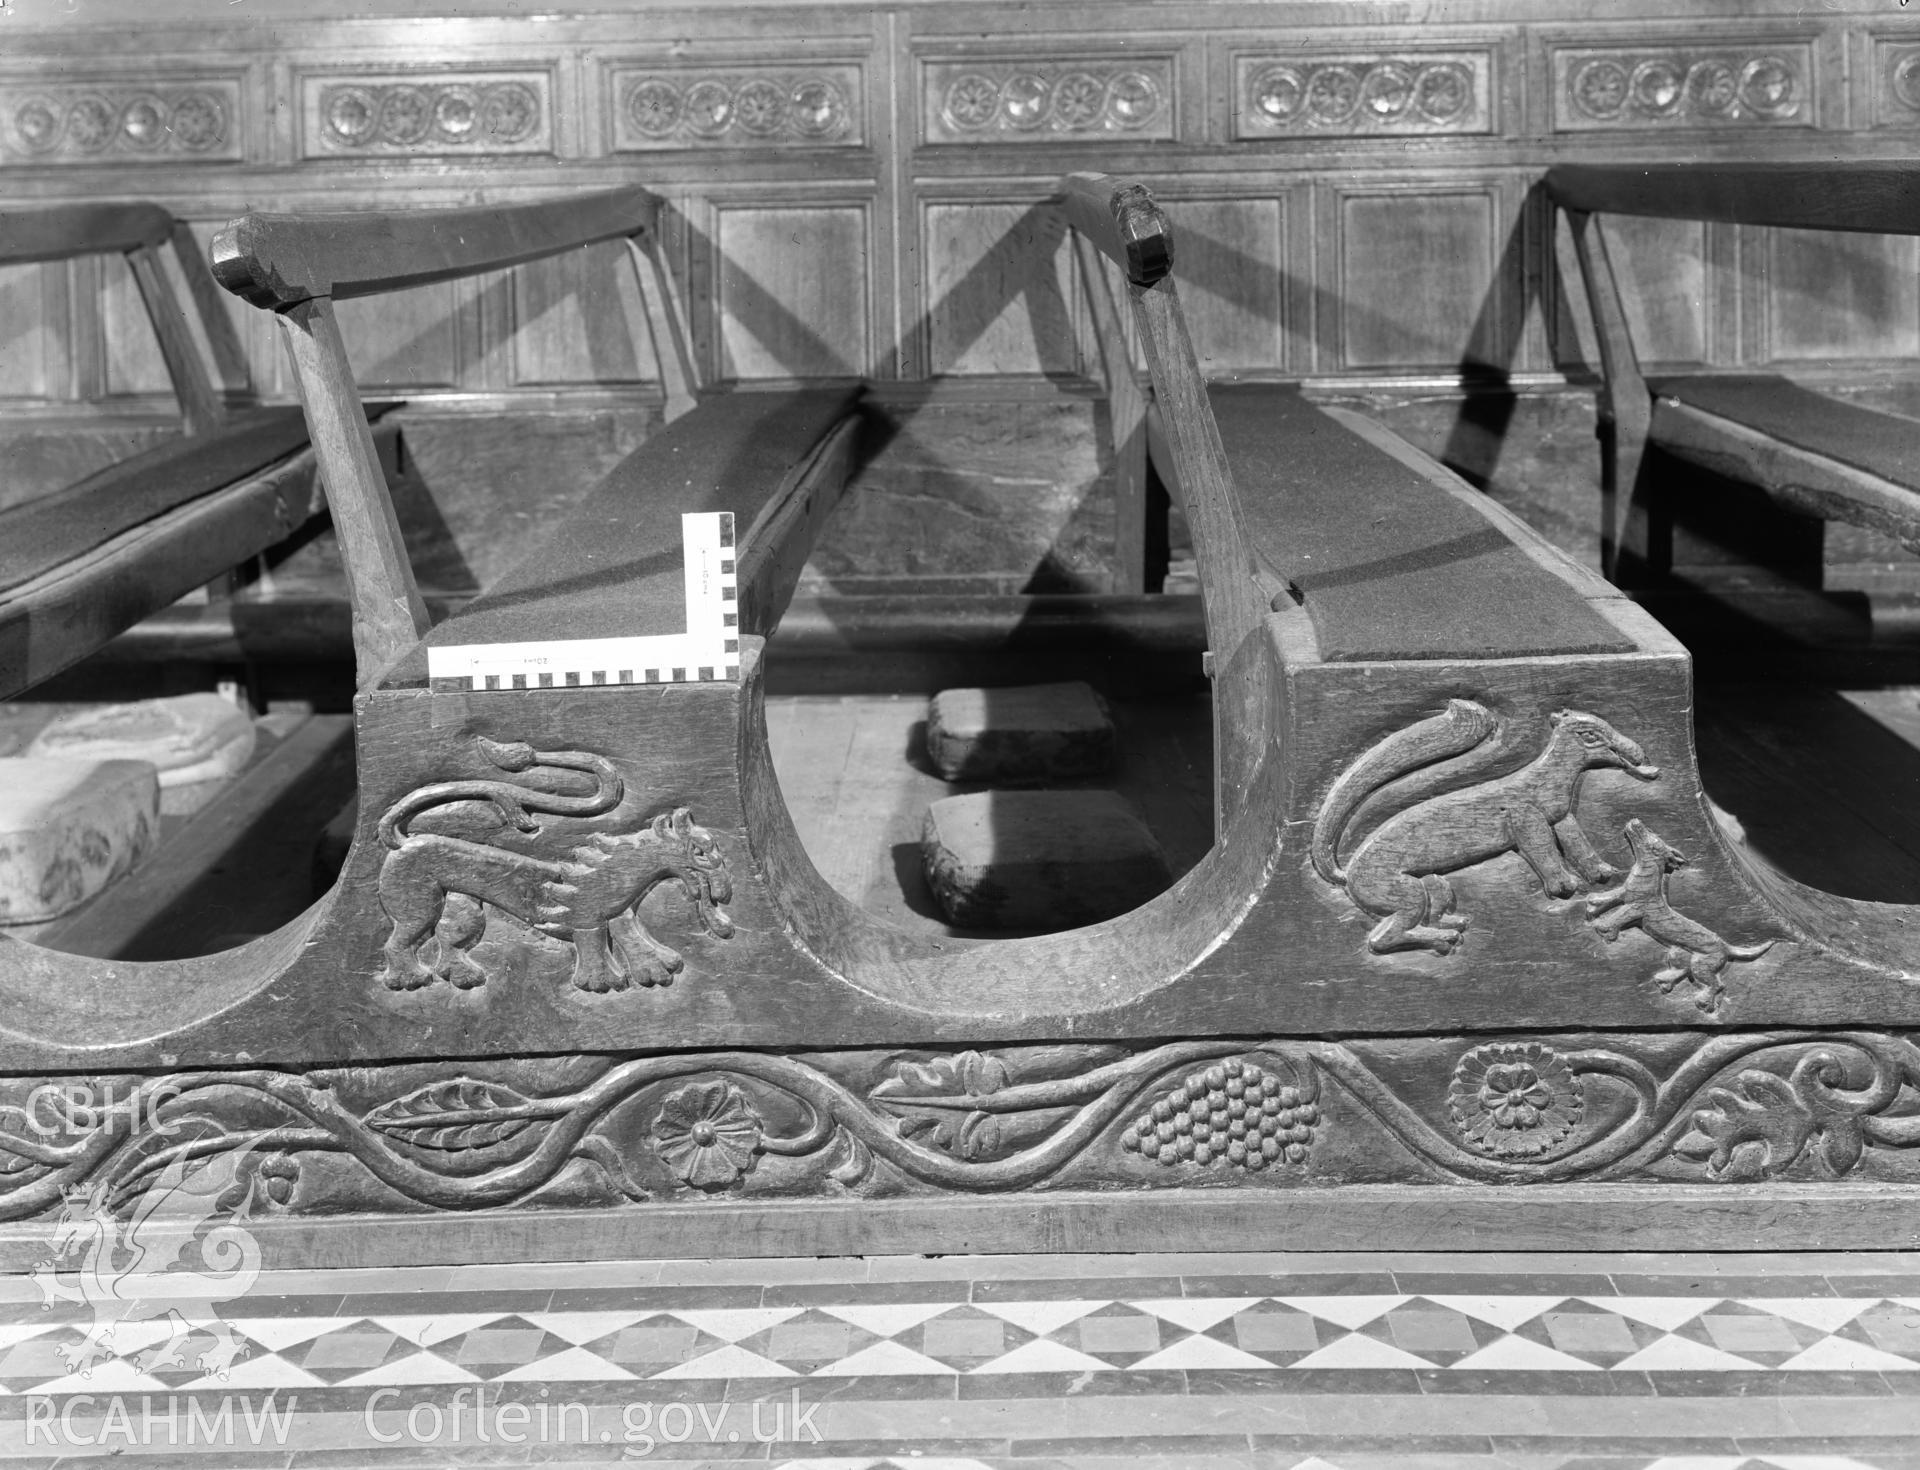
921,788,1171,930
0,757,159,924
25,693,255,815
925,681,1115,784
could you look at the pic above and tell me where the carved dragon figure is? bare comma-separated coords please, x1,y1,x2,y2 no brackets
375,738,734,992
1585,816,1775,1012
33,1148,263,1377
1311,699,1659,955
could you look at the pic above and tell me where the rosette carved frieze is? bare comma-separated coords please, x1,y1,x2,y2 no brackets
1552,45,1812,130
0,80,240,163
301,72,550,157
923,59,1174,143
1235,52,1490,138
610,65,863,150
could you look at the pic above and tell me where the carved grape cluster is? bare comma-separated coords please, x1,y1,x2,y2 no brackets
1120,1057,1316,1170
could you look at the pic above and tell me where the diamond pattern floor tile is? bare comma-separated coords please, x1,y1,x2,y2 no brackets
3,1251,1920,1463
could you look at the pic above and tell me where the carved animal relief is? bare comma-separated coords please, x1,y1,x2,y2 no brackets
1312,700,1659,954
375,737,734,993
1584,818,1776,1013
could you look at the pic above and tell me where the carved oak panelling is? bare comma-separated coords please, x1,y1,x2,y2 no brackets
1336,189,1497,371
299,71,550,157
99,253,172,399
1160,198,1286,373
1551,44,1812,130
1765,229,1919,362
610,64,863,150
922,59,1175,144
334,283,463,390
0,263,56,400
713,205,871,379
1872,39,1920,128
510,241,650,388
1235,52,1491,138
1604,215,1708,366
922,201,1078,376
0,79,241,163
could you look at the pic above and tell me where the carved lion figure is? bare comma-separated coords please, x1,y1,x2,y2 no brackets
374,738,734,992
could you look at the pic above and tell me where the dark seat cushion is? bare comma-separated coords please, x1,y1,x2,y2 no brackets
424,387,861,651
1649,372,1920,489
1209,384,1633,662
0,405,340,596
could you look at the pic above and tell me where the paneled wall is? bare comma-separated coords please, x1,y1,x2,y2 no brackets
4,0,1917,588
4,0,1917,413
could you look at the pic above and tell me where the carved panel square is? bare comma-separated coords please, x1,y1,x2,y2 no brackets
0,77,243,164
609,63,864,150
921,58,1175,144
1550,43,1814,130
1872,39,1920,128
1234,51,1491,138
299,71,552,158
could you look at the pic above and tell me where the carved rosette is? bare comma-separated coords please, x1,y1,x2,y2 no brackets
610,65,862,150
1448,1042,1583,1159
0,81,240,162
1874,41,1920,128
923,59,1174,143
1236,52,1489,137
1553,45,1811,130
302,73,550,156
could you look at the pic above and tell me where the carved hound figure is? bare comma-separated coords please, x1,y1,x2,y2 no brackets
1311,700,1660,955
1585,816,1774,1012
376,738,734,992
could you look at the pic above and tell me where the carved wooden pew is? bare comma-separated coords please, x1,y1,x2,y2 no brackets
0,179,1914,1260
0,202,397,698
1547,162,1920,581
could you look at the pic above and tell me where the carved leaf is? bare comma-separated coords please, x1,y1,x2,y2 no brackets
872,1050,1013,1103
1671,1071,1815,1181
365,1079,539,1154
828,1131,872,1187
871,1051,1016,1161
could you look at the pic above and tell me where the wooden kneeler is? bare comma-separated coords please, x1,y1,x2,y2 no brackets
0,179,1915,1264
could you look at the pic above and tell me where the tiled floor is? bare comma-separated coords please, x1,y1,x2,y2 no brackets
0,1251,1915,1465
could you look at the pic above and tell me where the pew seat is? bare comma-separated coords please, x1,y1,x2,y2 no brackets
1547,162,1920,579
1206,383,1633,663
0,202,395,697
0,177,1910,1261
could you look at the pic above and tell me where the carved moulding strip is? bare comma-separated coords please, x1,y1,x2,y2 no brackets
1234,51,1490,138
922,58,1175,144
1551,43,1813,130
299,71,550,157
0,78,241,163
609,63,863,150
5,1029,1920,1225
1874,40,1920,127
